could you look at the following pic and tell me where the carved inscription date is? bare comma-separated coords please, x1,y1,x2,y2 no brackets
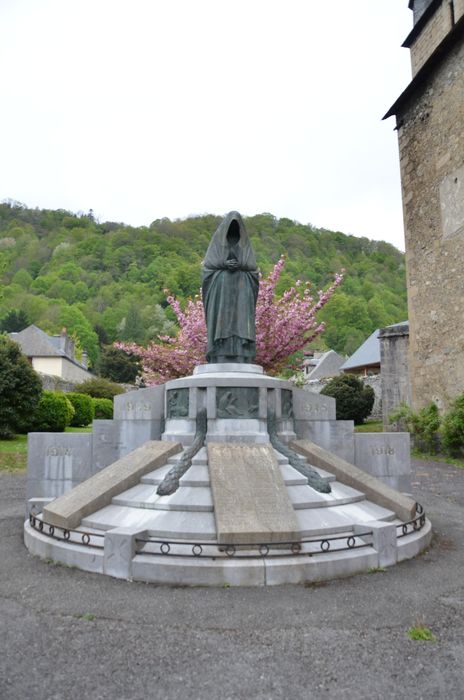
371,446,395,456
46,447,72,456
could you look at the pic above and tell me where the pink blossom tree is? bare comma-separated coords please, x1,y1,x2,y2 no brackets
116,256,343,385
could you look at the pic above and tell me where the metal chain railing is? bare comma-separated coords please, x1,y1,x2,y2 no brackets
28,502,427,558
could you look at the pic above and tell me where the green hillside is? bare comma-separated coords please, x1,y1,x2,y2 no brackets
0,200,407,366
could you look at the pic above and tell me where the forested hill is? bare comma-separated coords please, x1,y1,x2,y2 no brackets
0,201,407,366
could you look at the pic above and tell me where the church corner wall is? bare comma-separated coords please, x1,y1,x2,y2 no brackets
409,0,454,76
397,38,464,411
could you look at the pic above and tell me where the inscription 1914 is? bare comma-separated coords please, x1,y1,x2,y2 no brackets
46,447,72,457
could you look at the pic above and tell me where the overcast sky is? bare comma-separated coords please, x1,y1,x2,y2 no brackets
1,1,413,250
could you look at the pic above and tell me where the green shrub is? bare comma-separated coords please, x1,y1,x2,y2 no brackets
93,397,114,420
441,394,464,457
0,335,43,438
66,392,95,427
33,391,74,432
74,376,125,400
389,402,441,453
320,374,375,424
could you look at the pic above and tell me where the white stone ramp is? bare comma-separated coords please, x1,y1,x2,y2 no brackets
43,440,182,529
291,439,416,522
207,442,300,545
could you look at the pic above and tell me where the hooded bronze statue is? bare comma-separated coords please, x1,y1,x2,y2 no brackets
202,211,259,363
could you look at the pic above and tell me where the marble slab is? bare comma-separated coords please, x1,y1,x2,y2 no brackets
291,439,416,522
208,442,300,545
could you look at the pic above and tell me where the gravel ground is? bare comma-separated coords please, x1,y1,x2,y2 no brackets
1,459,463,700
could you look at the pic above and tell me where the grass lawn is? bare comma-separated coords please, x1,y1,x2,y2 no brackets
412,447,464,469
0,426,92,472
65,426,93,433
0,434,27,472
354,420,383,433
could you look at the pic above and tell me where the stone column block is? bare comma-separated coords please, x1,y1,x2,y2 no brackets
27,432,93,500
292,388,336,421
113,385,165,420
104,526,146,579
92,419,121,472
354,521,398,567
354,433,411,492
118,419,164,457
294,420,354,463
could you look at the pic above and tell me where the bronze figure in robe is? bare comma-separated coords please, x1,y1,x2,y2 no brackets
202,211,259,363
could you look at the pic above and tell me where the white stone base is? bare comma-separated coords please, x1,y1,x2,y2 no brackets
24,446,432,586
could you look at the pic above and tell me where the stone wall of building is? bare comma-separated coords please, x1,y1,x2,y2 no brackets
409,1,453,76
397,38,464,411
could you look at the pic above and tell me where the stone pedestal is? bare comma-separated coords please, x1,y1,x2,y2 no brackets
162,364,296,445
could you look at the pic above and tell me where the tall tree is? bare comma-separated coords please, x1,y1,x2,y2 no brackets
0,309,29,332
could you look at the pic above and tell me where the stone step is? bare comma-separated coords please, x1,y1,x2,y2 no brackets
113,484,213,512
81,504,217,540
117,478,364,513
81,494,393,542
296,501,396,537
287,482,365,509
141,463,210,487
141,461,327,488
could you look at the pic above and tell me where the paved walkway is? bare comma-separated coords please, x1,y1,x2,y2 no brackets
1,459,463,700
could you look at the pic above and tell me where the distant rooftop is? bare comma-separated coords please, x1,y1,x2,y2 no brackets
9,325,69,358
340,329,380,372
340,321,409,372
9,325,88,370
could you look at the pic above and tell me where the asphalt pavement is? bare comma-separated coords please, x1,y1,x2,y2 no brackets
1,458,463,700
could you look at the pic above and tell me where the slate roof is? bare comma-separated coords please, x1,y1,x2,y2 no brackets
340,329,381,371
340,321,409,372
9,325,68,357
306,350,345,380
9,325,90,372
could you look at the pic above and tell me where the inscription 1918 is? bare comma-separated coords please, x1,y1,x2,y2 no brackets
371,446,395,456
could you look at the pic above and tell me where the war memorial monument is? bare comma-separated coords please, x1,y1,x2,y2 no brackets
24,212,431,586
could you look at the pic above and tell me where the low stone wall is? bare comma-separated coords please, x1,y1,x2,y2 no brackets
363,374,382,420
39,373,78,393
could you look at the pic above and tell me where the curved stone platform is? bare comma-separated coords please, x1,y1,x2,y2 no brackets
24,447,432,586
